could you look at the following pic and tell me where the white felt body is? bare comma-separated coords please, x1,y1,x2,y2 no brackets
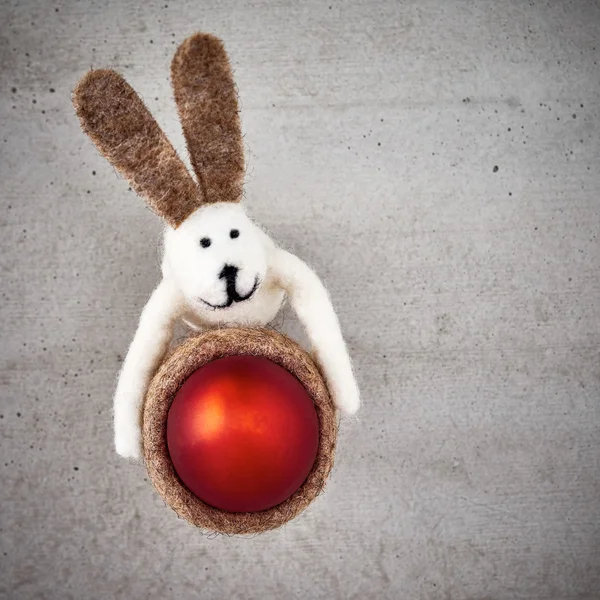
114,203,359,459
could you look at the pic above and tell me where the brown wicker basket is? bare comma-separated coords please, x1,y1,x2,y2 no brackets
142,327,338,535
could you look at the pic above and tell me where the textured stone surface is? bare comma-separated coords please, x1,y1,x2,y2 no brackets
1,0,599,598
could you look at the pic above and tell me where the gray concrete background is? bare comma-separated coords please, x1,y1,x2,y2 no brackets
1,0,599,598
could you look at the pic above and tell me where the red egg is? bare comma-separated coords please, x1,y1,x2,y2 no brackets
166,355,319,513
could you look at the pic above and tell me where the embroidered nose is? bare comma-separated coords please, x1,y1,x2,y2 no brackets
219,264,239,284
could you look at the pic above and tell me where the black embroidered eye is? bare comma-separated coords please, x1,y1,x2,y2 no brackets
200,237,211,248
230,229,240,239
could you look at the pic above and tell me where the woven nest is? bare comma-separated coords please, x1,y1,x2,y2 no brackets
142,327,338,535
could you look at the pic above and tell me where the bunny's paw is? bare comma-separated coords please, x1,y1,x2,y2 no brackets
332,379,361,416
115,425,143,460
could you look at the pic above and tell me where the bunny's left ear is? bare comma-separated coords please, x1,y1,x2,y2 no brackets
73,69,202,227
171,33,245,205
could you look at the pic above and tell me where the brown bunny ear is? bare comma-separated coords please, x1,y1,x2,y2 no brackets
73,69,202,228
171,33,244,204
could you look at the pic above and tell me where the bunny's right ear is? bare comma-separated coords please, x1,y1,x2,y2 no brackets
171,33,245,205
73,69,202,228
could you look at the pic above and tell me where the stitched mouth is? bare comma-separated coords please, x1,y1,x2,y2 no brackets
199,277,260,310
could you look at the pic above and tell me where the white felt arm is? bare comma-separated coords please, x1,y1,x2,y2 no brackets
113,279,184,459
271,249,360,415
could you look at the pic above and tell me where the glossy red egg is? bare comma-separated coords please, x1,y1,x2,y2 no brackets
166,355,319,513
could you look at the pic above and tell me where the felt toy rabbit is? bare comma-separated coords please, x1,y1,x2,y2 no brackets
73,33,360,459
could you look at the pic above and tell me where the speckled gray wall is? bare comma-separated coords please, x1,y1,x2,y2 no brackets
1,1,599,599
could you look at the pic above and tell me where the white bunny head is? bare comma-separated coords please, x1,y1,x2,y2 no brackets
73,33,288,329
163,203,274,313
